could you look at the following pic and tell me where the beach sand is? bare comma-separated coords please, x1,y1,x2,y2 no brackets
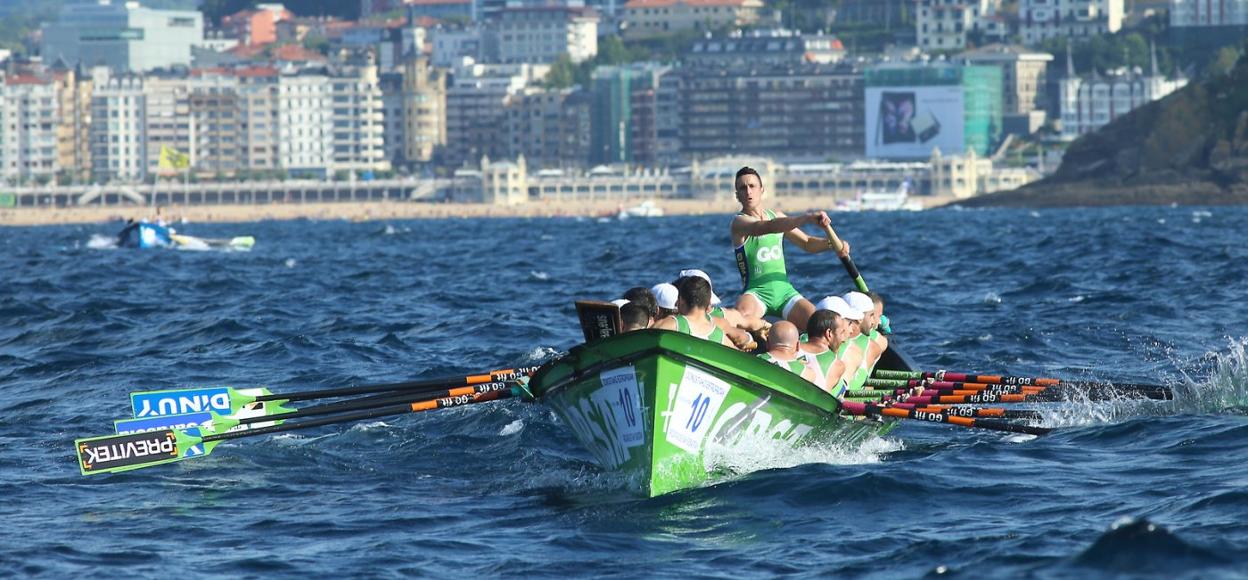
0,195,955,227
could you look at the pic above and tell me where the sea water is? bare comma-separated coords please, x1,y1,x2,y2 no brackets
2,206,1247,577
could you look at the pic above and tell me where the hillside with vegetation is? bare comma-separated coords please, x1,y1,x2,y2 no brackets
961,47,1248,207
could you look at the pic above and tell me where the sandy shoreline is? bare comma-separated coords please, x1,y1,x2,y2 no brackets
0,195,955,227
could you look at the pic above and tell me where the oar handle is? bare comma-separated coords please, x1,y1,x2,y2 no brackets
822,223,868,293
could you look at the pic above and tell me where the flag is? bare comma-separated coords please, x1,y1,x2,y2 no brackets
159,146,190,170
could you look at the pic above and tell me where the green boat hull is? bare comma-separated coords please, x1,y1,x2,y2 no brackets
529,330,900,497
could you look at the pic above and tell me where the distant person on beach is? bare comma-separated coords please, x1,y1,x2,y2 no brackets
653,276,736,349
731,166,852,333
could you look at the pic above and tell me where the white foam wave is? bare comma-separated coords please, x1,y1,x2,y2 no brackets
982,292,1002,305
86,234,117,249
702,431,903,478
529,270,549,281
499,419,524,436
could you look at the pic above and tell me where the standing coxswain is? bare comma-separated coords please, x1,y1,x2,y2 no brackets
731,166,852,332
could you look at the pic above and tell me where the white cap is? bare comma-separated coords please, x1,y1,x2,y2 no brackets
677,269,721,306
842,291,874,314
651,283,678,310
611,299,630,307
814,296,863,321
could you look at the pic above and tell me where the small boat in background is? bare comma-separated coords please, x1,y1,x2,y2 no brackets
836,181,923,212
117,221,254,251
617,200,665,219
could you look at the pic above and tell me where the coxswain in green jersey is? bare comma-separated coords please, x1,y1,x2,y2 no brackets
757,321,818,383
730,166,852,332
654,276,737,349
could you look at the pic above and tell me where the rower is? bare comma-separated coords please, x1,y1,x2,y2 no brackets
799,309,850,397
676,268,764,350
653,276,736,349
864,291,890,364
843,291,885,378
815,296,868,391
757,321,817,382
620,302,652,332
622,286,659,327
650,283,679,322
730,166,852,332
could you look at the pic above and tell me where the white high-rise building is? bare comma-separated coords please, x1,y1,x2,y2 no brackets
1057,45,1187,141
1020,0,1123,45
329,62,390,174
0,76,61,182
1170,0,1248,26
483,6,599,64
90,69,148,182
276,71,333,176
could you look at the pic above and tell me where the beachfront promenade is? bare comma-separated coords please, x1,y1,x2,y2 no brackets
0,178,444,209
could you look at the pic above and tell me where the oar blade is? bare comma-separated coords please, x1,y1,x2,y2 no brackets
129,386,284,418
76,429,203,476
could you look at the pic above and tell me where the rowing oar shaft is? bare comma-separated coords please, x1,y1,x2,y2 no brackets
840,400,1050,436
822,223,868,293
232,382,514,427
205,387,518,443
254,366,540,403
865,378,1173,401
872,369,1059,386
887,403,1043,420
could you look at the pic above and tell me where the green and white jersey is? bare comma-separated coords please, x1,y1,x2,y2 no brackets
735,209,788,291
758,352,810,376
675,314,725,345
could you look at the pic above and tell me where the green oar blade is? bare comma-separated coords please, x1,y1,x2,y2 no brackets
76,429,205,476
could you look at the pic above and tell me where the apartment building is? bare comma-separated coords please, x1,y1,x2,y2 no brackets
1019,0,1123,45
444,59,548,167
1170,0,1248,26
1057,48,1187,141
915,0,1006,51
277,70,334,176
621,0,763,40
482,6,599,64
504,87,591,169
401,56,447,165
329,62,390,174
90,70,147,182
0,75,61,181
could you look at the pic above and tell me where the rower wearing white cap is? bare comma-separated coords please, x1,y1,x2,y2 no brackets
650,282,679,324
815,295,868,391
841,291,882,390
757,321,818,382
677,268,769,350
653,276,737,349
730,166,852,333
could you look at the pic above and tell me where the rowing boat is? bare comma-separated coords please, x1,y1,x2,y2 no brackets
117,222,254,251
528,329,914,497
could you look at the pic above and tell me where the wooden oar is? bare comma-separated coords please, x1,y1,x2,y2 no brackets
887,403,1044,421
76,386,522,476
821,223,868,293
840,400,1050,436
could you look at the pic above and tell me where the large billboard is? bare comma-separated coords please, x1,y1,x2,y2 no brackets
865,86,965,159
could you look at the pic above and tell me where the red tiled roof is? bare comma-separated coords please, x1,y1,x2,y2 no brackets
273,44,327,62
6,74,50,85
235,65,279,78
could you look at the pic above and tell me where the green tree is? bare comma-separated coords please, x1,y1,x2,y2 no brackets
1206,46,1242,78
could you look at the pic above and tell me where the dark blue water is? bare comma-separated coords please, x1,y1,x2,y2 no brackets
3,206,1248,578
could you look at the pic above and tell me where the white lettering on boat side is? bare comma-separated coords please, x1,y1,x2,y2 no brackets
664,367,730,454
